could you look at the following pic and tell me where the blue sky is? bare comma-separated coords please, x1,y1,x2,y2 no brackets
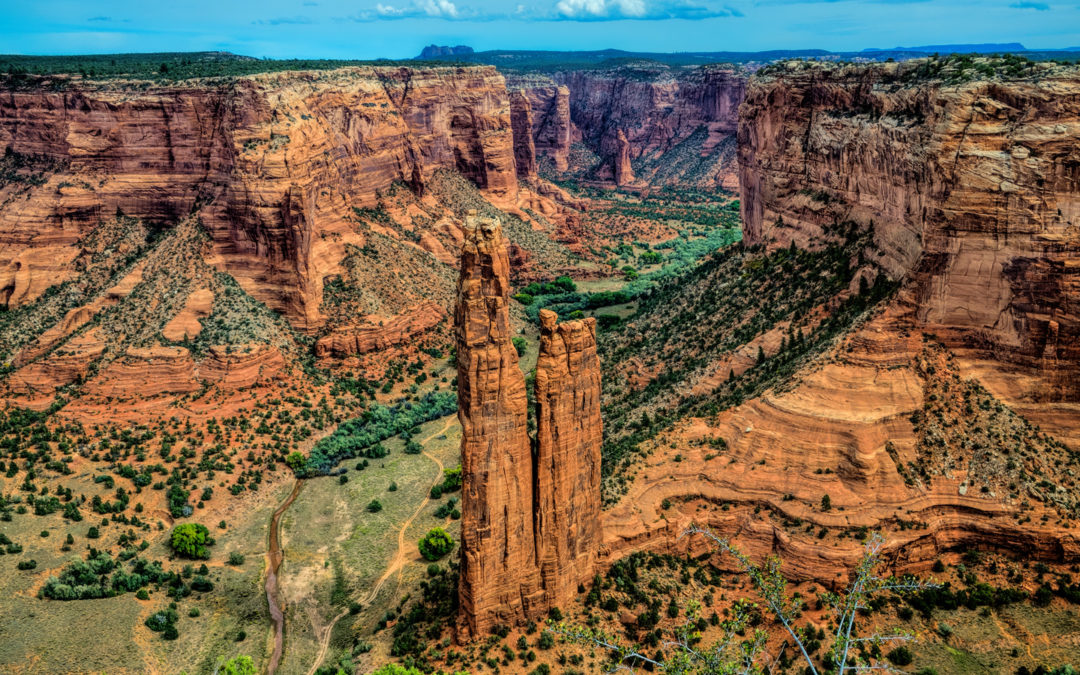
2,0,1076,59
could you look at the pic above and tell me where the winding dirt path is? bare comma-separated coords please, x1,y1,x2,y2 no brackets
266,479,305,675
304,416,455,675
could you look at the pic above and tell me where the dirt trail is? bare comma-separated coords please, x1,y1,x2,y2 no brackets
304,416,455,675
266,479,305,675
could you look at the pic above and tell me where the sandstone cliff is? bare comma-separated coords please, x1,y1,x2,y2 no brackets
534,309,603,611
515,66,747,187
519,84,572,172
509,90,538,180
456,216,602,638
456,213,540,638
0,66,519,330
613,129,634,186
738,60,1080,397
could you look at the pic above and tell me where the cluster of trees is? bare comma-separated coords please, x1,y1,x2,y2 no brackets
39,547,213,602
298,392,456,476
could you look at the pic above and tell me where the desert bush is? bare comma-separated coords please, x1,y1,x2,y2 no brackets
169,523,213,559
418,527,454,561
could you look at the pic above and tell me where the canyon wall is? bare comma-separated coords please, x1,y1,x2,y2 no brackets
456,215,601,638
520,84,572,172
0,66,518,330
509,90,538,180
513,66,747,186
738,62,1080,396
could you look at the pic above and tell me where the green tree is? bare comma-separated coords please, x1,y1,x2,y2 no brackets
285,451,306,471
219,655,256,675
169,523,213,559
418,527,454,561
512,337,528,357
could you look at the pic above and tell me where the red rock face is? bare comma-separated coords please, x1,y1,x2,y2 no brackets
519,84,573,172
510,90,538,180
455,213,540,639
738,62,1080,397
534,309,603,611
314,302,445,358
456,218,602,638
0,66,518,330
613,129,635,186
534,66,747,185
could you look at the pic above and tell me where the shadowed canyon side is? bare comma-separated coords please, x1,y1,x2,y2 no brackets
512,66,747,187
737,61,1080,405
455,215,602,639
510,89,539,180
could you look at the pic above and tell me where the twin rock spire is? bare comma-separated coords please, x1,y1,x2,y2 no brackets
454,212,603,638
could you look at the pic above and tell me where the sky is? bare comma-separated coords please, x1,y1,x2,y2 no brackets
1,0,1077,59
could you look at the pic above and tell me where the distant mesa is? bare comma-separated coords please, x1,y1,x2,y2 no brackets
862,42,1027,53
418,44,475,59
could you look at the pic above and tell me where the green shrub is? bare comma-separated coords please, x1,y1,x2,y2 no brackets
367,499,383,513
169,523,213,559
301,392,455,475
418,527,454,561
513,337,528,357
886,646,913,666
218,656,256,675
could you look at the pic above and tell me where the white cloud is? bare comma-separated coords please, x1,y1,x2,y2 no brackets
420,0,460,17
356,0,460,19
351,0,739,21
552,0,739,20
555,0,642,18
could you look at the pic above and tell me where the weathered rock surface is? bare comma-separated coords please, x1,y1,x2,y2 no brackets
515,66,747,185
738,61,1080,397
534,309,603,611
509,90,538,180
601,301,1080,581
0,66,519,330
455,213,540,638
518,84,573,172
456,216,603,638
613,129,634,186
161,288,214,342
314,302,445,358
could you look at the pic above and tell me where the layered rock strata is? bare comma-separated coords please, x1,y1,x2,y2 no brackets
0,66,518,330
519,84,573,172
737,61,1080,397
314,302,445,358
456,215,602,638
514,66,746,185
